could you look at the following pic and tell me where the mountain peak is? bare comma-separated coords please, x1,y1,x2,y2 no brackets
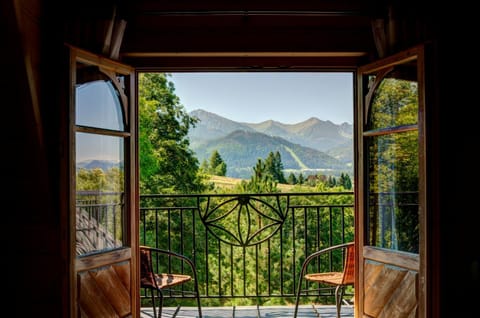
304,117,321,123
300,117,335,126
257,119,281,125
188,109,353,178
190,108,218,118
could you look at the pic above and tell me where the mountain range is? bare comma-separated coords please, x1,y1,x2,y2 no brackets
77,159,123,171
188,109,353,179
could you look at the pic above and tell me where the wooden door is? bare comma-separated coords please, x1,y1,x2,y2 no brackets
69,46,139,317
355,45,426,318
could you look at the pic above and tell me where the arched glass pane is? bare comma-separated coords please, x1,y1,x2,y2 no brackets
75,65,125,131
367,67,418,130
365,59,420,253
75,132,125,255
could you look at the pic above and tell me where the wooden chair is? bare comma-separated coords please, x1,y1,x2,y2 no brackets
140,246,202,318
293,242,354,318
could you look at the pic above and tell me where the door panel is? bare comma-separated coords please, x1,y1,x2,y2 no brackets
70,46,138,318
362,247,419,318
356,46,426,318
77,254,131,317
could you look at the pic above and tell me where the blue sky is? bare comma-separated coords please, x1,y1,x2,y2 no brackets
169,72,354,125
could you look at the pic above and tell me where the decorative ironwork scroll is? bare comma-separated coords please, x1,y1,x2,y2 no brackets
199,195,288,247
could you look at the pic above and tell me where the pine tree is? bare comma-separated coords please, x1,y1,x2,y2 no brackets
200,159,209,173
240,158,277,193
339,173,352,190
264,151,286,183
208,150,227,176
273,151,286,183
214,161,227,176
287,172,297,185
327,175,337,187
298,173,305,184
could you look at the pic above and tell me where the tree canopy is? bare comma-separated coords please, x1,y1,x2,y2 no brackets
139,73,205,194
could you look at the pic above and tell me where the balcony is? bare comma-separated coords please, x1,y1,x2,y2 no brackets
140,304,354,317
139,192,354,317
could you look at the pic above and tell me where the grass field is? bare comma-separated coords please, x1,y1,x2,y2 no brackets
208,175,298,192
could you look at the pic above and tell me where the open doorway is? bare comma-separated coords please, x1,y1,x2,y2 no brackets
137,71,355,316
140,72,354,191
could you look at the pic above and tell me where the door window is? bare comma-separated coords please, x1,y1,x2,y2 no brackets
74,63,129,256
363,62,420,253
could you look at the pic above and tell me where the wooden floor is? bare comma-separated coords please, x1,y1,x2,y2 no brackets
140,305,354,318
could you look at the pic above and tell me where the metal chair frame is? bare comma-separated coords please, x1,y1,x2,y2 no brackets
293,242,354,318
140,246,202,318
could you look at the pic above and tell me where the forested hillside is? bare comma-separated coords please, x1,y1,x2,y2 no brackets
192,130,350,179
189,109,353,178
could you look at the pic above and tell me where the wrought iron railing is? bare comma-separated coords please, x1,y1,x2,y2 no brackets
139,192,354,306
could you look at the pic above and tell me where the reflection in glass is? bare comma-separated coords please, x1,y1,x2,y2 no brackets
76,68,125,131
75,132,125,255
368,78,418,130
367,130,419,253
365,63,419,253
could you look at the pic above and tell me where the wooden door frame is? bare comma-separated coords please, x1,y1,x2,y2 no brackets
355,44,427,318
68,45,139,318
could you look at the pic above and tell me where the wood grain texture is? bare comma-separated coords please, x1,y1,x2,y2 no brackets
378,270,417,318
91,265,131,317
363,260,418,318
78,261,132,317
78,271,119,317
114,262,131,292
364,261,407,316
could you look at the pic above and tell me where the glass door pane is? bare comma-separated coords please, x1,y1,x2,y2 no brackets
75,132,125,255
74,61,128,256
367,131,419,252
364,61,420,254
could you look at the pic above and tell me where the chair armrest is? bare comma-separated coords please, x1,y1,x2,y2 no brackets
300,241,354,274
142,246,200,283
147,247,195,266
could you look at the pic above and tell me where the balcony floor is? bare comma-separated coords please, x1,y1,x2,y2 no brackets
140,305,354,317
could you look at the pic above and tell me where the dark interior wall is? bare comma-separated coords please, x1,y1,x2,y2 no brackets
2,1,60,317
2,1,68,317
442,43,479,318
430,8,479,316
2,1,479,317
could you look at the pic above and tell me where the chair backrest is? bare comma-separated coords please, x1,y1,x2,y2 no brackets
140,246,157,289
341,243,355,285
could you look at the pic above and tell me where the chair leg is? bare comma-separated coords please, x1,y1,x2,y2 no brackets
155,288,201,318
158,289,164,318
150,290,157,318
188,264,202,318
194,283,202,318
334,285,345,318
293,277,304,318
